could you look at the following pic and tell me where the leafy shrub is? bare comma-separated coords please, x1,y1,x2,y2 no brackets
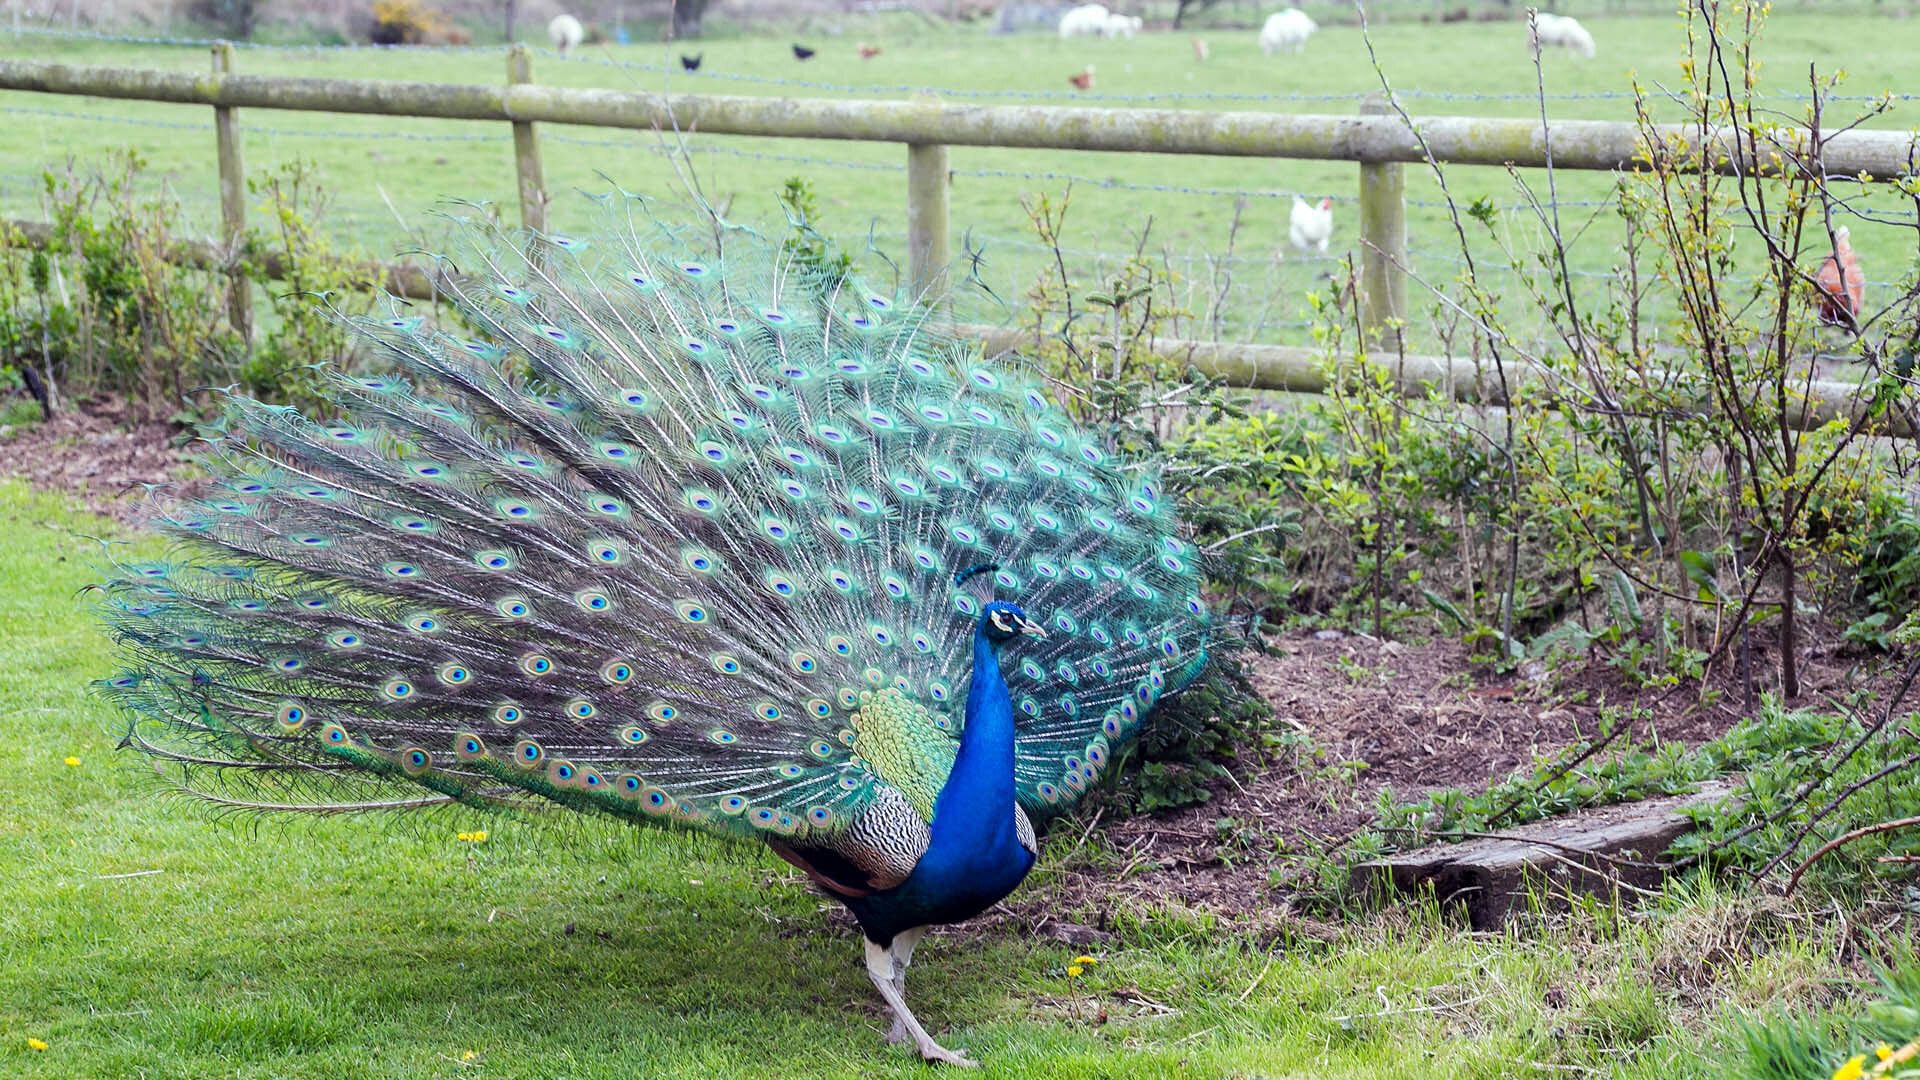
1845,496,1920,651
367,0,450,45
1172,411,1308,620
0,153,396,423
242,160,379,415
28,153,245,421
1119,652,1278,812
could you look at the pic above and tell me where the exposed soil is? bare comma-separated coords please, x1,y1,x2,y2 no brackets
0,393,187,524
1004,626,1892,934
1,393,1893,934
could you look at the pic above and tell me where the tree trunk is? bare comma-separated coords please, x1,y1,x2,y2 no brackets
503,0,518,43
1778,546,1799,698
672,0,708,40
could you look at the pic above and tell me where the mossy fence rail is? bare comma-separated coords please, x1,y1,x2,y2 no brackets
1,44,1915,431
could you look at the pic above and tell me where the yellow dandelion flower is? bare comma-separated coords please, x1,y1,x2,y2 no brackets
1073,955,1097,965
63,756,80,767
26,1038,48,1051
462,1050,479,1062
1832,1053,1866,1080
1878,1044,1894,1062
456,830,489,843
1066,964,1084,977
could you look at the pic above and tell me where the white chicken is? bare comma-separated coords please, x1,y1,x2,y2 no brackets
1289,196,1333,254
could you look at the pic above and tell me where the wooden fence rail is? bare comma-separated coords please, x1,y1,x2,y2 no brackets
2,214,1892,438
6,53,1920,338
0,52,1911,433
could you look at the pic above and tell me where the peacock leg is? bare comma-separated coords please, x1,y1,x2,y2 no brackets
883,926,928,1045
864,937,976,1067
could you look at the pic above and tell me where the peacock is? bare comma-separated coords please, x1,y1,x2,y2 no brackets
95,191,1212,1067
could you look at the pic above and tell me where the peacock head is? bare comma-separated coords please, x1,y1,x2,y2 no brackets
979,601,1048,646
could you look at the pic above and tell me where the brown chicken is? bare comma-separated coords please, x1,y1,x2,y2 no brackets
1815,225,1865,330
858,43,882,59
1068,65,1094,90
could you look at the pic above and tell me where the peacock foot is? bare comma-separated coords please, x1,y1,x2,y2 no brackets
884,1020,909,1045
916,1040,978,1068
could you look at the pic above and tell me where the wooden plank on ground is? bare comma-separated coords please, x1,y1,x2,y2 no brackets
1350,779,1736,930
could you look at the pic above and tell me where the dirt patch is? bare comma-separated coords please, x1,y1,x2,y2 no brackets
1008,627,1888,929
0,394,187,524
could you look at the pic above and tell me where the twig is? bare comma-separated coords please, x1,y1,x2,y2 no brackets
1784,815,1920,896
1680,651,1920,871
1328,986,1493,1025
1237,952,1277,1003
1750,746,1920,880
1070,807,1105,855
93,868,164,880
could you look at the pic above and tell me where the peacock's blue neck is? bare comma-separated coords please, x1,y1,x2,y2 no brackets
919,627,1023,873
953,629,1017,805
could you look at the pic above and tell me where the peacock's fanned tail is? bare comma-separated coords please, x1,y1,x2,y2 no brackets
97,192,1210,843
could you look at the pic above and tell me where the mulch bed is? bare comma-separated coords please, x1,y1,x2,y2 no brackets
0,393,188,524
4,392,1891,932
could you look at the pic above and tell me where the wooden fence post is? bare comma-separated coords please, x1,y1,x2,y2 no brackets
211,41,249,339
906,95,950,306
1357,94,1407,344
906,142,950,303
507,45,547,234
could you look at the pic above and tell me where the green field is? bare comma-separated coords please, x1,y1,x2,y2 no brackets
0,476,1876,1078
1,11,1914,346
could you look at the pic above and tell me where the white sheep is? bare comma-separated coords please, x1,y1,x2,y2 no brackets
547,13,585,54
1058,3,1112,39
1528,12,1595,58
1258,8,1317,56
1102,12,1143,38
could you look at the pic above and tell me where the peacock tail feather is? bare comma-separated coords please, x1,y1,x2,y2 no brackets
96,190,1210,848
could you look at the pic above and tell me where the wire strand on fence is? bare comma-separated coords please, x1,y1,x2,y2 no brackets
0,101,1623,211
540,46,1920,108
4,24,506,54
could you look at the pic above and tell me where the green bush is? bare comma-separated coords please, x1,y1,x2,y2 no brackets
26,153,247,420
241,160,379,416
0,153,392,423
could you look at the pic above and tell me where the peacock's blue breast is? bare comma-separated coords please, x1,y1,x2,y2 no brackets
846,830,1035,944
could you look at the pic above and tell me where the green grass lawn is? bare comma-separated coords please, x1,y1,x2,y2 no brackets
0,476,1878,1077
1,11,1914,346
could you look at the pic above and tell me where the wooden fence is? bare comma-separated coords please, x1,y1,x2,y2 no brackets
0,47,1912,429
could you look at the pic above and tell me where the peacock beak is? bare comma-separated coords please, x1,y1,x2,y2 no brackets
1017,617,1048,640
